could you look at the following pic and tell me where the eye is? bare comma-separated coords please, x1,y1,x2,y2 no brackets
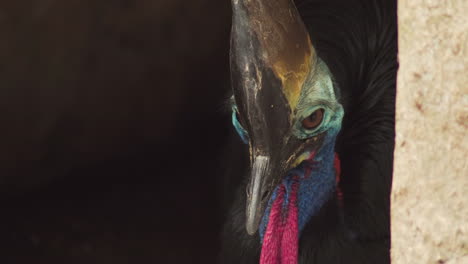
301,109,324,130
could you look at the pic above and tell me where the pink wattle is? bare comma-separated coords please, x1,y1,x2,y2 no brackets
260,177,299,264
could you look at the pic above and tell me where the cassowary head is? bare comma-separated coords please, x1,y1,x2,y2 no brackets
230,0,344,237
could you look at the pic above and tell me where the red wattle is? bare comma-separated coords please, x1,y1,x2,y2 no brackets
280,178,299,264
260,178,299,264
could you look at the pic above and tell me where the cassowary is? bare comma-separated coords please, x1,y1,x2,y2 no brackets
220,0,397,263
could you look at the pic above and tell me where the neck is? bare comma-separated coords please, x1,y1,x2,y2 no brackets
258,133,341,264
259,134,339,240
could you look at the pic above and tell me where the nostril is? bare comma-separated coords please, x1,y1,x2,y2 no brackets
261,190,270,202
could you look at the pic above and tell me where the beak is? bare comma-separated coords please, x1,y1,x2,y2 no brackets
245,155,270,235
244,135,323,235
230,0,318,235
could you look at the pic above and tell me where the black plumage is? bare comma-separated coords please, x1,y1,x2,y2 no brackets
220,0,397,263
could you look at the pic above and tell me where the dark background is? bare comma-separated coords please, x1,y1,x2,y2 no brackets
0,0,232,263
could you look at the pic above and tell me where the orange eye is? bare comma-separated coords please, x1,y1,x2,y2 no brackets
301,109,324,130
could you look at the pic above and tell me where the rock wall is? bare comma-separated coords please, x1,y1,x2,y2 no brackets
392,0,468,263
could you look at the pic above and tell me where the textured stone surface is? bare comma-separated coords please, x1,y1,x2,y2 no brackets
392,0,468,263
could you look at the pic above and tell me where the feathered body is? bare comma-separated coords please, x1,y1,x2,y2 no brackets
220,0,397,263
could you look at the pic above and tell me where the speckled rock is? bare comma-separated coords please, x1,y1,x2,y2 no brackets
392,0,468,263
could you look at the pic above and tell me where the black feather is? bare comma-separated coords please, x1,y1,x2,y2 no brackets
220,0,397,263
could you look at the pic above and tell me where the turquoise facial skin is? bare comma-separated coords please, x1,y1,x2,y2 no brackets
292,58,343,140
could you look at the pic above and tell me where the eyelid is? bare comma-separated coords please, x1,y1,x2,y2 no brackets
300,105,330,122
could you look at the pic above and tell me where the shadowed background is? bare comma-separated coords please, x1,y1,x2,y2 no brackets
0,0,231,263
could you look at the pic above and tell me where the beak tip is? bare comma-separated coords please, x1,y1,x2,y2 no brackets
245,200,263,236
245,219,260,236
